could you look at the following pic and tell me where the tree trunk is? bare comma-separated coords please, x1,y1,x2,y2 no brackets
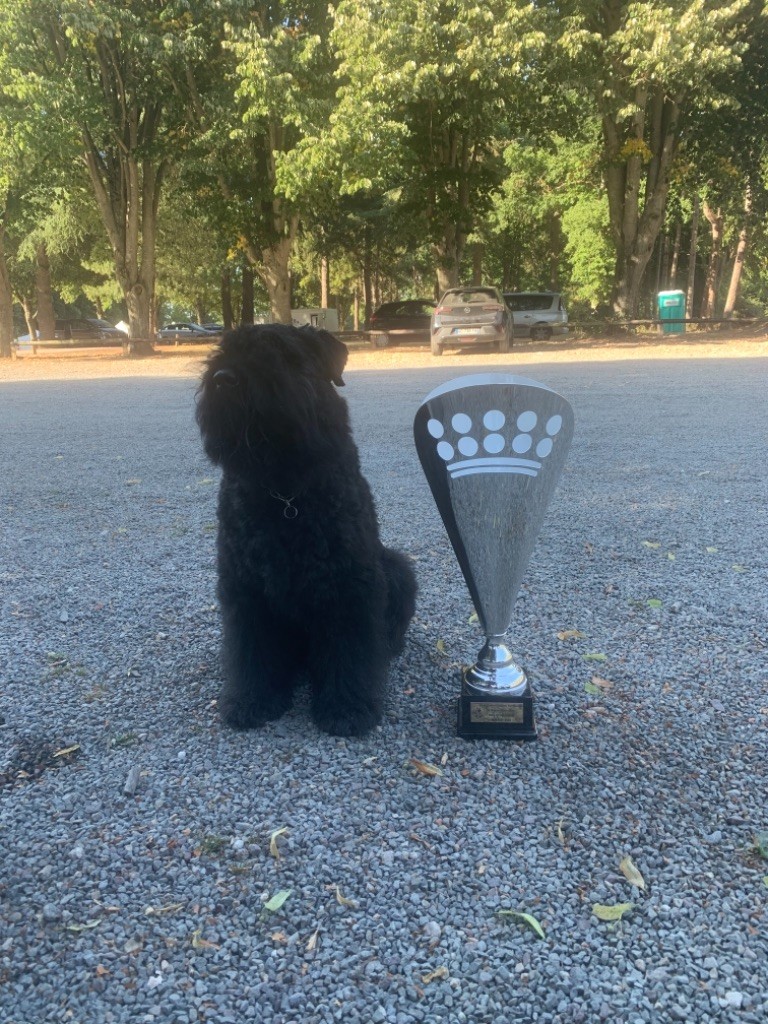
35,244,56,339
0,223,14,358
83,136,165,340
241,265,254,324
363,227,374,327
20,298,37,340
434,224,463,293
686,195,700,318
320,255,330,307
221,268,234,330
353,286,360,331
700,202,723,318
669,221,682,287
723,186,752,318
259,234,293,323
471,243,483,286
194,299,207,325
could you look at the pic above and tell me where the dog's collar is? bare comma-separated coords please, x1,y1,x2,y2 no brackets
269,490,299,520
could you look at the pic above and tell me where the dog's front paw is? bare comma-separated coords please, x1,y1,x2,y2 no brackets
219,690,291,731
311,697,382,738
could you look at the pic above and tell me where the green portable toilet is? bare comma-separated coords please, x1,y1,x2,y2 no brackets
657,290,686,334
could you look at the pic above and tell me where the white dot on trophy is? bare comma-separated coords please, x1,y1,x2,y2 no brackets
458,436,478,457
437,441,455,461
483,409,505,431
452,413,472,434
512,433,532,454
546,414,563,436
427,418,445,439
536,438,553,458
517,410,537,431
483,433,505,454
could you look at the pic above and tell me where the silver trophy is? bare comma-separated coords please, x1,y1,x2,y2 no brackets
414,373,574,738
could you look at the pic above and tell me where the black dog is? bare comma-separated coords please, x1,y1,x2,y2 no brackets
196,324,417,737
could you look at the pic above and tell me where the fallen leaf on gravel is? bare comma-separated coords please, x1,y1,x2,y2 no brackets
592,903,634,921
263,889,292,913
95,965,110,977
65,919,101,933
191,930,220,950
590,675,613,690
706,546,718,553
436,639,447,655
582,652,607,663
306,928,320,952
646,599,663,609
124,479,142,485
584,681,603,696
270,931,289,944
333,885,358,909
53,744,81,758
269,826,289,861
144,903,183,916
421,966,449,984
558,629,585,641
123,938,143,953
753,832,768,859
642,541,661,549
732,564,746,573
667,552,676,561
468,611,479,624
408,758,443,777
619,856,646,890
763,877,768,888
497,910,546,940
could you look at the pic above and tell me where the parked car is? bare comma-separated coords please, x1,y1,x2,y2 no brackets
157,322,221,344
430,286,513,356
503,292,568,340
12,318,123,352
365,299,435,346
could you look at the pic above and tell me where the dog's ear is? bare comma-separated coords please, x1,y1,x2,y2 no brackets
301,326,348,387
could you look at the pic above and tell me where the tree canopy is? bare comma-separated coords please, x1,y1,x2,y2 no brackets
0,0,765,347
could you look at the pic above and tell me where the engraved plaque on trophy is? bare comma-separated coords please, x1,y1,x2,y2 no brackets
414,374,574,739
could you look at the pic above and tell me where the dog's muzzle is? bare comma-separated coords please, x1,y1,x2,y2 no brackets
213,368,238,389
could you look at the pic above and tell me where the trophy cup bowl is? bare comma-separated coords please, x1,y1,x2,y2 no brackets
414,373,574,739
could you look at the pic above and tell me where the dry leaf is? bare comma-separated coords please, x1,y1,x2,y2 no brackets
557,629,585,641
435,639,447,655
584,681,603,696
590,675,613,690
306,928,320,952
592,902,634,922
421,966,449,984
582,652,607,662
95,965,110,977
65,919,101,933
642,541,661,549
409,758,443,777
53,744,81,758
269,826,289,860
191,930,220,950
144,903,184,916
270,931,289,944
334,885,358,909
619,856,646,890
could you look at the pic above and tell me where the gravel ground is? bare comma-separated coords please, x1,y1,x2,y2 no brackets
1,337,767,1024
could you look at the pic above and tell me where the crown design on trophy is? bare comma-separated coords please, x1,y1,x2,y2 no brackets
425,408,564,479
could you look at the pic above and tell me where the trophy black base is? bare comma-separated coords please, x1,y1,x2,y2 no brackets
456,684,537,740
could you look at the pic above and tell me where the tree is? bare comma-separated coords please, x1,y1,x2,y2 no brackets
558,0,751,317
329,0,554,292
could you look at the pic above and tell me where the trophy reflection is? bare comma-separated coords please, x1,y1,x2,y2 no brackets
414,373,574,739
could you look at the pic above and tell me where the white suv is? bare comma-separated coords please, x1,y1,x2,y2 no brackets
503,292,568,340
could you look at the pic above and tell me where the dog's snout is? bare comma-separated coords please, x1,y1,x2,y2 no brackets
213,368,238,388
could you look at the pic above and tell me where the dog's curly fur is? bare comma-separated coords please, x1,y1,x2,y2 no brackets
196,323,417,737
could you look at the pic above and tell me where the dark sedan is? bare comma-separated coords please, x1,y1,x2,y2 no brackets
366,299,435,347
157,322,222,344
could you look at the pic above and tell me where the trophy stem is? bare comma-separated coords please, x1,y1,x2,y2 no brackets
463,635,527,695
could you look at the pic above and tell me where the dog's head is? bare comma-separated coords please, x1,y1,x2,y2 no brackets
196,323,350,477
